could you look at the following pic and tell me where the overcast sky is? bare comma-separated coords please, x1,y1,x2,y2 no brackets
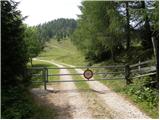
15,0,82,26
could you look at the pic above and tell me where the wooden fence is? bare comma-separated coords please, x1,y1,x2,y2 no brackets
125,60,157,85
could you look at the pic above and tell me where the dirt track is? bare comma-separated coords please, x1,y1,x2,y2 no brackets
31,59,150,119
32,59,92,118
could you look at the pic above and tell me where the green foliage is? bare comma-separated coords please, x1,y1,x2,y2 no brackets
24,26,42,58
2,0,29,88
71,1,126,63
36,18,77,42
124,77,159,107
122,77,159,118
71,1,158,64
2,0,29,118
24,26,42,65
2,88,30,118
126,86,158,106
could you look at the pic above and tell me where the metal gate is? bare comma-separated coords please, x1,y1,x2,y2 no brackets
28,60,156,90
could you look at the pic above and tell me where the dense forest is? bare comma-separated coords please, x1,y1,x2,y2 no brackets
36,18,77,43
1,0,159,119
72,1,158,64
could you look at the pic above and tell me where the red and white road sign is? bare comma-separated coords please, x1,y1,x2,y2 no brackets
83,68,93,80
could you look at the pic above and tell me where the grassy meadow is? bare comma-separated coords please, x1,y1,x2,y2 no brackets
38,39,86,66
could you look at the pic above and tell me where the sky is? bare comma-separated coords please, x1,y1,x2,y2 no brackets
15,0,82,26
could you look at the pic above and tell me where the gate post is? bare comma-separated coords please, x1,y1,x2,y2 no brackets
43,67,47,90
46,68,48,83
125,64,132,85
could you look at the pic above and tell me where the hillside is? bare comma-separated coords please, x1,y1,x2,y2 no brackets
37,18,77,42
37,39,86,66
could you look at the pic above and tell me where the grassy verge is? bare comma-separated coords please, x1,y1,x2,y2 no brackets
68,69,90,90
29,60,59,88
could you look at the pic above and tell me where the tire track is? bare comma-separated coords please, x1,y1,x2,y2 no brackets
60,62,150,119
33,58,92,118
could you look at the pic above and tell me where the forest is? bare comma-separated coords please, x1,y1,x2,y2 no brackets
72,1,158,64
1,0,159,119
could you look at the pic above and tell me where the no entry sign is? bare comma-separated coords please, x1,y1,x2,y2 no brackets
83,68,93,80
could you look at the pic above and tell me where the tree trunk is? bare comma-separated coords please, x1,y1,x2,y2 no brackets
111,49,115,62
30,58,33,67
141,1,152,49
125,1,130,51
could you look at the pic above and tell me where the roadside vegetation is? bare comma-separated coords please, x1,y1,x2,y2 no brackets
94,70,159,118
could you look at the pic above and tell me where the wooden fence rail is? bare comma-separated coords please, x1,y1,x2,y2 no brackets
126,60,157,85
129,60,154,68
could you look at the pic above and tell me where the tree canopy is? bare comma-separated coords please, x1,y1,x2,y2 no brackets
2,0,29,88
36,18,77,42
71,1,159,64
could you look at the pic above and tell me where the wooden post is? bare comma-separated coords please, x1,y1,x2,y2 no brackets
152,37,159,89
152,37,157,60
125,64,132,85
138,60,141,72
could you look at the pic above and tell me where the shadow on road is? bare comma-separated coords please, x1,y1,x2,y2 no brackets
46,88,111,94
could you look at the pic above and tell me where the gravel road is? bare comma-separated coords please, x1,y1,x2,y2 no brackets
32,58,150,119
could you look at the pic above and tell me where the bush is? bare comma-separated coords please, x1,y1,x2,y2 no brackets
124,77,159,108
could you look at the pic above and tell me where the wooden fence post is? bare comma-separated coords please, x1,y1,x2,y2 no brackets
152,37,159,89
138,60,141,72
125,64,132,85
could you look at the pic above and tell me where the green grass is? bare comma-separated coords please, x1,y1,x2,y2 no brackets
38,39,86,66
68,69,90,90
29,60,59,88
